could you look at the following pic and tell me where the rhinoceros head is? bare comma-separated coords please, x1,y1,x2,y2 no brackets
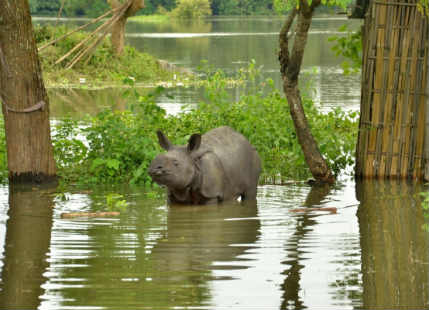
148,130,201,190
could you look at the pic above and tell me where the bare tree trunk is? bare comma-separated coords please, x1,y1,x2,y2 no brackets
278,0,334,184
108,0,145,56
0,0,57,183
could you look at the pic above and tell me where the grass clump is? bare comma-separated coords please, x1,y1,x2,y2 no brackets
34,25,172,87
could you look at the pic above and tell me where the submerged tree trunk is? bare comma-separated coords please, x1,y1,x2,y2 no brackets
0,0,57,183
108,0,145,56
278,0,334,184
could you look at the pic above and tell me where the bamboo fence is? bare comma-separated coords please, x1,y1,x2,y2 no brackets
356,0,429,179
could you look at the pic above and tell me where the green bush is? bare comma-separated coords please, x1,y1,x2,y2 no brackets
51,64,358,185
163,65,358,182
170,0,212,19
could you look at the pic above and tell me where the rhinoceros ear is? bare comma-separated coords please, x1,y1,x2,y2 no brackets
157,130,172,150
187,134,201,152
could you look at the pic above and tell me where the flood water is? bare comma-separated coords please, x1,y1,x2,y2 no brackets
0,16,428,310
0,180,428,309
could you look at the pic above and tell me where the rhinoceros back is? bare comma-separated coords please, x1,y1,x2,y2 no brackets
200,126,261,199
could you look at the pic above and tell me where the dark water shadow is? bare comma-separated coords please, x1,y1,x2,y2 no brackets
0,183,56,309
356,180,429,309
280,183,332,310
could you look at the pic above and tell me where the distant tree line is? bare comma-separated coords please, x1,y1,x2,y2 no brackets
29,0,278,17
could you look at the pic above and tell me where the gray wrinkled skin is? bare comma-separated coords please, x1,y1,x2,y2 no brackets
148,126,261,205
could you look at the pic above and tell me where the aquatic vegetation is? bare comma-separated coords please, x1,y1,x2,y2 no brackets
328,25,362,74
50,64,358,185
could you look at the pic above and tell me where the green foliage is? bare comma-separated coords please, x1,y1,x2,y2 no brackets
82,94,166,185
170,0,212,19
29,0,109,17
138,0,177,15
211,0,273,15
273,0,353,14
33,25,172,86
52,118,88,183
63,0,109,17
329,25,362,74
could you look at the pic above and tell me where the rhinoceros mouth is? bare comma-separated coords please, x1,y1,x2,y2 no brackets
150,173,170,184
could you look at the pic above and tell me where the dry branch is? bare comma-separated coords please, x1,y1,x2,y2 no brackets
289,207,337,214
61,211,121,218
38,7,118,52
52,0,132,68
66,2,131,69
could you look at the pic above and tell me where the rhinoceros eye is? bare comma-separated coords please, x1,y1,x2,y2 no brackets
173,160,180,167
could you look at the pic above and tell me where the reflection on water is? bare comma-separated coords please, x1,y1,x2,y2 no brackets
356,180,429,309
0,180,428,309
280,184,331,310
0,184,56,309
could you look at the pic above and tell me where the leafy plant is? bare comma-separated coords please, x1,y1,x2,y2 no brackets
329,25,362,74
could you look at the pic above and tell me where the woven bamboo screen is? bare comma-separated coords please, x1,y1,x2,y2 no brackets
356,0,428,179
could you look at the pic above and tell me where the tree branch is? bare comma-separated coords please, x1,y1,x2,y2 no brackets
287,0,321,83
278,7,298,76
126,0,144,17
310,0,322,11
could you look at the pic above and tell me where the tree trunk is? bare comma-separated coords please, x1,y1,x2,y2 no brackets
0,0,57,183
278,1,334,184
108,0,145,56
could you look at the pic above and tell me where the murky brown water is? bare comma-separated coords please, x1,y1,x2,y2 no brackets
0,180,428,309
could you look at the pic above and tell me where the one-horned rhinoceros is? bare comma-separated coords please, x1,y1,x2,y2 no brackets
148,126,261,205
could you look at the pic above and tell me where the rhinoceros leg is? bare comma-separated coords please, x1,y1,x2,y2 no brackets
241,185,257,201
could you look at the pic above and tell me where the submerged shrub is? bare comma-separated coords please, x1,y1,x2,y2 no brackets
52,65,358,185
